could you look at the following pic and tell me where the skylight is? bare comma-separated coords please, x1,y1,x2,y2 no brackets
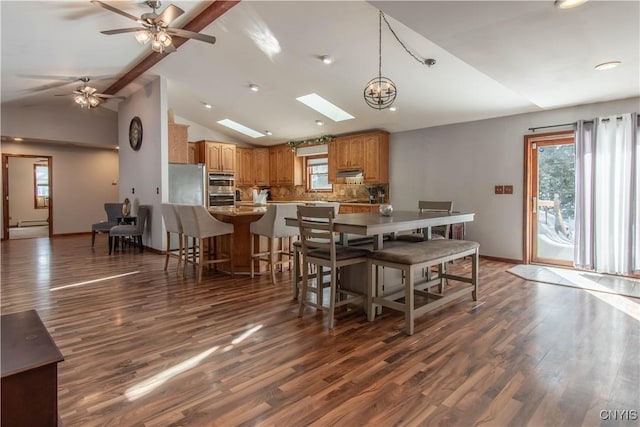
296,93,354,122
217,119,265,138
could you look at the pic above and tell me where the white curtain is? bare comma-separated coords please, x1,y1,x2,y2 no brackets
574,113,639,275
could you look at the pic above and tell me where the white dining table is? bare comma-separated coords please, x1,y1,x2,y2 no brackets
285,210,475,249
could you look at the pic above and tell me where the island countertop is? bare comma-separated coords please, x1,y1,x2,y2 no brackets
208,205,268,217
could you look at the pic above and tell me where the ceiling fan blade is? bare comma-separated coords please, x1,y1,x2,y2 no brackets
54,94,73,97
95,93,125,100
156,4,184,26
90,0,142,23
166,28,216,44
101,28,143,35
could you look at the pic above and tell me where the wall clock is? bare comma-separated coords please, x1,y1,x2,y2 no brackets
129,116,143,151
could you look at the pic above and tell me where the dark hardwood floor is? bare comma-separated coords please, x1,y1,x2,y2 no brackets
1,235,638,426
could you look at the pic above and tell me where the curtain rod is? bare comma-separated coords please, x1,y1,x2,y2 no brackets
527,115,627,132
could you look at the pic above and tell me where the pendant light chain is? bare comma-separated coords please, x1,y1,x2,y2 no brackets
380,11,429,66
378,10,382,79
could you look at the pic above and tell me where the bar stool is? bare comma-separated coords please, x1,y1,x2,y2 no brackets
249,203,300,284
160,203,183,272
176,204,234,283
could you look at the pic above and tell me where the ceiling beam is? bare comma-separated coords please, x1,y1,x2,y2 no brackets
103,1,240,96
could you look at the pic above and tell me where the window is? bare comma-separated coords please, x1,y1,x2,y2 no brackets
34,164,49,209
306,156,332,191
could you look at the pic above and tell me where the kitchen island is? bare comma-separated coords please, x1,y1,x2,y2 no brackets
208,205,275,274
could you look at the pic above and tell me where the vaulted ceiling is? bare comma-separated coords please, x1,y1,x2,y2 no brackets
2,1,638,146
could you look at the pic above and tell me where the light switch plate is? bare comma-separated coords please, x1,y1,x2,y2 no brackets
504,185,513,194
495,185,504,194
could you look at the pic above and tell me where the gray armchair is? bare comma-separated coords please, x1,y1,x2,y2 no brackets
91,203,123,247
108,205,150,255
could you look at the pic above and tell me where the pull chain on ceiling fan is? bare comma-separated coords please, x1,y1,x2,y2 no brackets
91,0,217,54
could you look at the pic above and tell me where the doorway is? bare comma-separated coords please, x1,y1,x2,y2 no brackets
2,154,53,240
524,132,575,266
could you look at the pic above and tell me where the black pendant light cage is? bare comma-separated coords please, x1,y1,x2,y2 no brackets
363,11,397,110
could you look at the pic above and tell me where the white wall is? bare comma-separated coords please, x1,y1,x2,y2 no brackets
117,77,166,251
1,142,119,234
1,104,118,147
390,96,640,261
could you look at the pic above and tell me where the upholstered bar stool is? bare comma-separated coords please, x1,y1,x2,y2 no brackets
160,203,183,272
176,204,234,283
296,205,370,329
250,203,300,284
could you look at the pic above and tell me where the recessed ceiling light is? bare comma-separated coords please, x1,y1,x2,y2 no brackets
554,0,588,9
13,137,24,141
389,106,397,112
321,55,333,64
249,84,260,92
217,119,265,138
315,120,324,126
594,61,621,71
265,130,273,136
203,102,212,109
297,93,354,122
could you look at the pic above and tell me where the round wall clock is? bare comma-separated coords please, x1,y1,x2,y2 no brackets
129,116,143,151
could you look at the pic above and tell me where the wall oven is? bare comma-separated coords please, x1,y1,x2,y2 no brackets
208,173,235,207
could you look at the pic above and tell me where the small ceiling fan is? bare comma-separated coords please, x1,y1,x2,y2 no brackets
91,0,217,54
55,77,124,109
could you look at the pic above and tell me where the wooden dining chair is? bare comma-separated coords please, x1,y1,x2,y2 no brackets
296,205,370,329
396,200,454,242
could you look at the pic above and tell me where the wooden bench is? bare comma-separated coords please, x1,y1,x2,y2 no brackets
367,239,479,335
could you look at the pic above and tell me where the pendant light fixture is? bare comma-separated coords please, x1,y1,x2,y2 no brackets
364,11,397,110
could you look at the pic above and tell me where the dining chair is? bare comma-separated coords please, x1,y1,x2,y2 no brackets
91,202,122,247
176,204,234,283
108,205,149,255
396,200,454,242
296,205,370,329
160,203,183,272
249,203,300,284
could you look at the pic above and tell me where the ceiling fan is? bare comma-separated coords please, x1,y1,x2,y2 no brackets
91,0,217,54
55,77,124,109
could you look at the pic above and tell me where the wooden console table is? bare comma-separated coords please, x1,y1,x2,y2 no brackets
1,309,64,426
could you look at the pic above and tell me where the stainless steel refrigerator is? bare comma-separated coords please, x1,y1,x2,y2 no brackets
168,163,207,249
168,163,207,205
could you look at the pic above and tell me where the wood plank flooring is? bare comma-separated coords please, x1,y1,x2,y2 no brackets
1,234,638,426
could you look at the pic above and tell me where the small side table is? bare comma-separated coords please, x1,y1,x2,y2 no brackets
1,310,64,426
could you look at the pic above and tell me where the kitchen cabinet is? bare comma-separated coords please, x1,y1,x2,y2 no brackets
269,144,302,186
236,148,253,186
188,142,199,164
168,123,189,163
339,204,379,214
253,148,270,186
335,135,364,170
197,140,236,173
362,131,389,183
328,131,389,184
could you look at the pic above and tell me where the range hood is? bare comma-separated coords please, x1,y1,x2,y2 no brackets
336,169,363,178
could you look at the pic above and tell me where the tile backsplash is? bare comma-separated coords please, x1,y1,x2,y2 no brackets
237,183,389,203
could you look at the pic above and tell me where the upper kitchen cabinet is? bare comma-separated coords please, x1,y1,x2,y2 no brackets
168,123,189,163
253,148,270,186
269,144,303,186
362,131,389,183
188,142,199,164
197,141,236,173
236,147,253,186
328,130,389,183
335,135,364,170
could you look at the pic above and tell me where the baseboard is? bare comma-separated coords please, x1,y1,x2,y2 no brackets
480,255,523,265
